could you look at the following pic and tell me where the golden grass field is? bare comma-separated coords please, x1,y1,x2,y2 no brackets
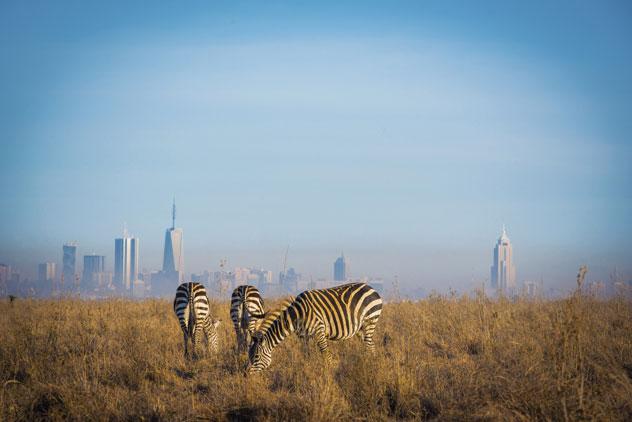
1,291,631,421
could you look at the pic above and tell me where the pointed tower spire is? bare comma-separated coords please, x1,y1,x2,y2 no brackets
172,197,176,230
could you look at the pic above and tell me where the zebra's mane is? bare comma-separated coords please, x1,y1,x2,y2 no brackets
254,296,295,334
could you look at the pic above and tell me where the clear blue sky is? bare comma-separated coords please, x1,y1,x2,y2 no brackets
1,1,631,292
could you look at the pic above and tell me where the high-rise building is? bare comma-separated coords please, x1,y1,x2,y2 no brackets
0,263,11,296
150,200,184,297
490,226,516,294
37,262,56,297
160,199,183,287
280,267,301,293
334,252,347,282
83,254,105,290
523,281,539,298
38,262,56,282
62,242,78,285
114,229,139,294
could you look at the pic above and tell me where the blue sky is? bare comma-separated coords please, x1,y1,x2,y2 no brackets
1,1,631,291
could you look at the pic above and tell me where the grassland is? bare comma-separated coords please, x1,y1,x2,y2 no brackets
1,291,631,421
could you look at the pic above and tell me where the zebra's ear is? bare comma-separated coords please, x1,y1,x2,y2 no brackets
212,319,221,328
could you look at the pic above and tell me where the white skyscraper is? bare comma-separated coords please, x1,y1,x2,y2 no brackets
162,199,183,282
114,228,139,294
490,225,516,294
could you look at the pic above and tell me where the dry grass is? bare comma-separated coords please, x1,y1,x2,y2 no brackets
1,292,631,421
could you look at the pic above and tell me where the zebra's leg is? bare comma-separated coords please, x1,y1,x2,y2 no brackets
183,331,190,359
192,324,204,359
315,327,333,364
203,319,219,353
203,319,212,353
233,326,242,352
242,329,249,353
361,318,378,353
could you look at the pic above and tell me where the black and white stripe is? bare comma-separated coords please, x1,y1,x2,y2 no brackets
230,285,265,352
173,282,220,358
247,283,382,373
253,296,295,334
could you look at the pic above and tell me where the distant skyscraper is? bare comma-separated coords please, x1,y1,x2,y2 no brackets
62,242,78,284
281,267,300,293
83,254,105,290
114,229,139,293
490,226,516,294
0,263,10,296
162,198,183,282
523,281,540,298
38,262,56,282
334,252,347,282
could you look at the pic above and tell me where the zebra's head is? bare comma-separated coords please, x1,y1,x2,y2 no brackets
246,331,272,373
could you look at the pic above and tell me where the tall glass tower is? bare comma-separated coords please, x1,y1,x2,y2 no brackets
114,228,139,293
162,198,183,283
83,254,105,289
490,225,516,294
62,242,78,285
334,252,346,282
38,262,56,283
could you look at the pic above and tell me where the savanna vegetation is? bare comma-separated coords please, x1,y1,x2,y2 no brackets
1,286,631,420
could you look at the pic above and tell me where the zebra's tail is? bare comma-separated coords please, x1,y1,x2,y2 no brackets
187,285,195,337
239,298,248,330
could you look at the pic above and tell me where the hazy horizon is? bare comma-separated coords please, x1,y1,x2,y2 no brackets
2,1,631,293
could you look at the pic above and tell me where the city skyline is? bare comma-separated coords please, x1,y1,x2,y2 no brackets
0,207,629,295
0,217,629,298
1,2,631,292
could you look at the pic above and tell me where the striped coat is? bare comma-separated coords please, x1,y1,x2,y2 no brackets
253,296,295,334
173,282,220,358
247,283,382,373
230,285,265,352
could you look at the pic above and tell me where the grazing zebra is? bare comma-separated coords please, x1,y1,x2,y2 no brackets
247,283,382,373
230,285,265,352
173,282,220,358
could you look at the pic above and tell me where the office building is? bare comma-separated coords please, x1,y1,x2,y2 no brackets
334,252,347,282
490,226,516,294
161,199,184,286
114,229,140,294
62,242,78,285
83,254,106,290
38,262,56,283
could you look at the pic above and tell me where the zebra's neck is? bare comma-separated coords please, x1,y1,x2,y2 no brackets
263,305,297,349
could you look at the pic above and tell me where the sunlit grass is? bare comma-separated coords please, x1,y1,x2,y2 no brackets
1,292,630,420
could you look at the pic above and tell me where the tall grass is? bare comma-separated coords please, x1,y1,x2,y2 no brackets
0,291,630,420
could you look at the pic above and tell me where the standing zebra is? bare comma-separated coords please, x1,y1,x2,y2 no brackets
173,282,220,358
230,285,265,352
247,283,382,373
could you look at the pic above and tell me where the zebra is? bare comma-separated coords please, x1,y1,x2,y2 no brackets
247,282,382,373
230,285,265,352
173,282,220,358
